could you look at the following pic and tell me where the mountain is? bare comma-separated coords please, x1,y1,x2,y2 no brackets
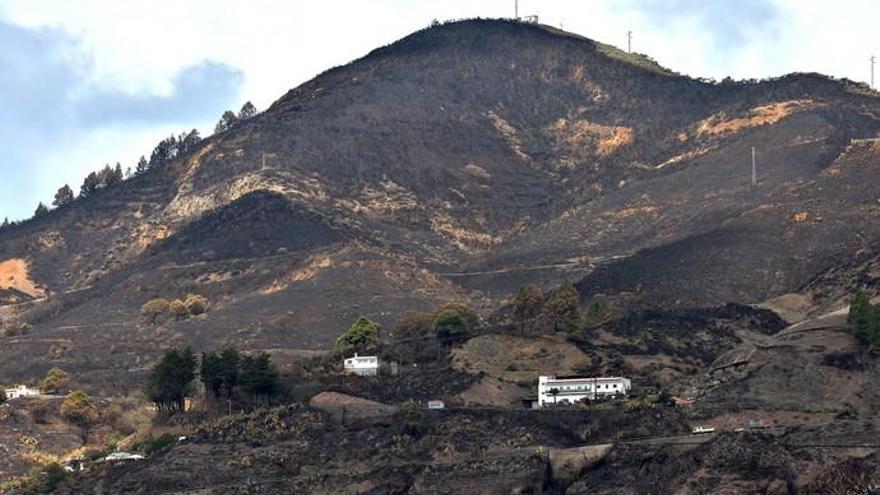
2,19,880,389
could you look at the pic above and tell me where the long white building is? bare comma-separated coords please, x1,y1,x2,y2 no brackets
343,354,379,376
4,385,40,400
537,375,631,407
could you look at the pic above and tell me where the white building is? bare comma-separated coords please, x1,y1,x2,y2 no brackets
4,385,40,400
343,354,379,376
537,375,631,407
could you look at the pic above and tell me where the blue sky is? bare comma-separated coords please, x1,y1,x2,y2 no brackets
0,0,878,221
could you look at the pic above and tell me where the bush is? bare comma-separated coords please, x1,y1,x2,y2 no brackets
138,433,178,456
583,298,613,326
184,293,210,315
168,299,188,320
141,298,170,324
29,399,54,424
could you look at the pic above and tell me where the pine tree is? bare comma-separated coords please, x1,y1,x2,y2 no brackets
136,155,149,175
53,184,74,207
214,110,239,134
178,129,201,153
144,347,197,412
61,390,99,444
541,280,581,333
80,171,100,197
111,162,124,184
238,101,257,120
513,285,544,330
34,202,49,218
239,352,279,404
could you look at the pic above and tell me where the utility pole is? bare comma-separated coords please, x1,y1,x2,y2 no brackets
871,55,876,89
261,152,276,171
751,146,757,187
627,30,632,53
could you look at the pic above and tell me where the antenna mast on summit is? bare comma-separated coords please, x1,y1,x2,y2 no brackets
871,55,876,88
515,0,519,19
627,31,632,53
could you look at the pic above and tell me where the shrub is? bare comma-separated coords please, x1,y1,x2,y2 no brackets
139,433,178,456
583,298,613,326
392,311,434,339
168,299,189,320
141,298,170,324
184,293,210,315
29,399,54,424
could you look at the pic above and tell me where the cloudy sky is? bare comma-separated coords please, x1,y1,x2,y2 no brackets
1,0,878,220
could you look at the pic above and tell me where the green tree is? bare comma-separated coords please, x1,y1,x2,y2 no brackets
542,280,581,333
218,348,240,398
200,351,223,400
33,202,49,218
238,101,257,120
40,367,71,394
136,155,149,175
80,171,101,197
432,302,479,341
239,352,279,405
200,348,239,402
0,388,6,404
214,110,239,134
513,285,544,330
848,290,880,347
53,184,74,207
144,348,197,413
336,317,382,352
60,390,99,444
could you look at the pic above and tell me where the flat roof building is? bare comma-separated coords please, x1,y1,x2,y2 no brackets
537,375,631,407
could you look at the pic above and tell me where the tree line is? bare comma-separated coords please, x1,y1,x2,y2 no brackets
144,346,280,413
1,101,258,230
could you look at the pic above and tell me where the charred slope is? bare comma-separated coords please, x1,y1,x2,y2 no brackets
2,20,880,385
